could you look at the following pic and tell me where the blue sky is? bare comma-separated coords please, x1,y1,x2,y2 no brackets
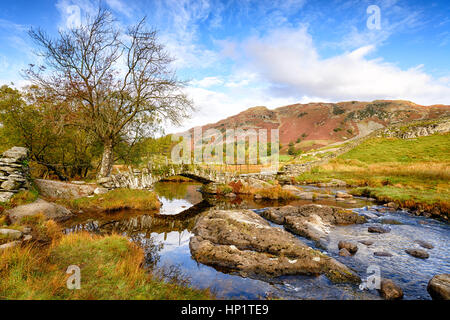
0,0,449,132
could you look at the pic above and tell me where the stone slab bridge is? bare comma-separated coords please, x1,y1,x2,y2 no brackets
98,163,279,189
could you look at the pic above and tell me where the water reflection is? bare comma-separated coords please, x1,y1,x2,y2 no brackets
63,181,450,300
154,181,203,215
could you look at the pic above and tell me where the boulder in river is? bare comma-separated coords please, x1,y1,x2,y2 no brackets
260,204,365,242
339,248,352,257
368,226,390,234
414,240,434,249
338,241,358,254
6,198,73,223
427,274,450,300
385,202,399,210
405,248,429,259
359,240,374,246
374,251,393,257
189,209,360,283
378,279,403,300
336,191,352,199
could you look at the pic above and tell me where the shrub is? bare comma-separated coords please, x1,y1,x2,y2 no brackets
65,188,161,212
255,185,298,200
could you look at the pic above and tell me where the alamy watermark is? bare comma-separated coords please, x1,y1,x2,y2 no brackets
66,265,81,290
367,5,381,30
359,264,381,290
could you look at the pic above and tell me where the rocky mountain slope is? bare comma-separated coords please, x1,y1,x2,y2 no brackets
186,100,450,153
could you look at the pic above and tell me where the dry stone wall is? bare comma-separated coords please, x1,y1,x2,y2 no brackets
0,147,30,202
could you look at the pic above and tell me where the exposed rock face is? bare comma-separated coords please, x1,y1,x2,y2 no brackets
190,209,360,283
336,191,352,199
381,119,450,139
0,147,30,202
260,204,365,241
34,179,97,199
378,279,403,300
427,274,450,300
6,199,73,224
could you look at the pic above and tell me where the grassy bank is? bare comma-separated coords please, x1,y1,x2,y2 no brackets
0,231,212,299
61,188,161,212
203,181,298,200
0,189,39,220
296,134,450,218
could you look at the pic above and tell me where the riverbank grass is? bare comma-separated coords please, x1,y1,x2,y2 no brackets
63,188,161,212
0,188,39,215
0,232,212,299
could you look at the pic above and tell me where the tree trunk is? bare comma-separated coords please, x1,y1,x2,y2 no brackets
98,139,114,178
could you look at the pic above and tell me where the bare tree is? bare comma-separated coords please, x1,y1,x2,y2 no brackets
26,8,193,178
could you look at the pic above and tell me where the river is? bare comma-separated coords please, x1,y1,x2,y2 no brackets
64,181,450,300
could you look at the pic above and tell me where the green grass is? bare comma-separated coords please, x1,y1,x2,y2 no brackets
351,186,449,218
0,232,212,300
62,188,161,212
0,189,39,208
279,154,294,162
0,188,39,219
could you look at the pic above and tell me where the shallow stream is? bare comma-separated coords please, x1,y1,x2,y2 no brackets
64,181,450,300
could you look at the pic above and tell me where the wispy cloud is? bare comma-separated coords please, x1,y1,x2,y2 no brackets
105,0,134,17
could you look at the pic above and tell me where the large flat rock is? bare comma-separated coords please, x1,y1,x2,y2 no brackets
260,204,365,241
34,179,96,199
7,199,74,223
189,209,360,283
427,274,450,300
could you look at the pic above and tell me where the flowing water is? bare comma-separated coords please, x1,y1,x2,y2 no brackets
64,181,450,300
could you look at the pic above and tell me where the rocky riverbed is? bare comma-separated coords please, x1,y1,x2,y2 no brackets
57,181,450,300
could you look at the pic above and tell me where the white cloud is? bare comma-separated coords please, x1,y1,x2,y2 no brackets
240,26,450,105
168,84,303,133
190,76,223,88
105,0,133,17
168,23,450,134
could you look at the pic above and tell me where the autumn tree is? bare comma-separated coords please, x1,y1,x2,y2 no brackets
0,85,98,180
26,8,193,178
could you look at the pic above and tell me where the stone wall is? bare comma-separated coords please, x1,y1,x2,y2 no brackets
0,147,30,202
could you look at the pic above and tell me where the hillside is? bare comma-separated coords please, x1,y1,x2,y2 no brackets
294,120,450,219
186,100,450,153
